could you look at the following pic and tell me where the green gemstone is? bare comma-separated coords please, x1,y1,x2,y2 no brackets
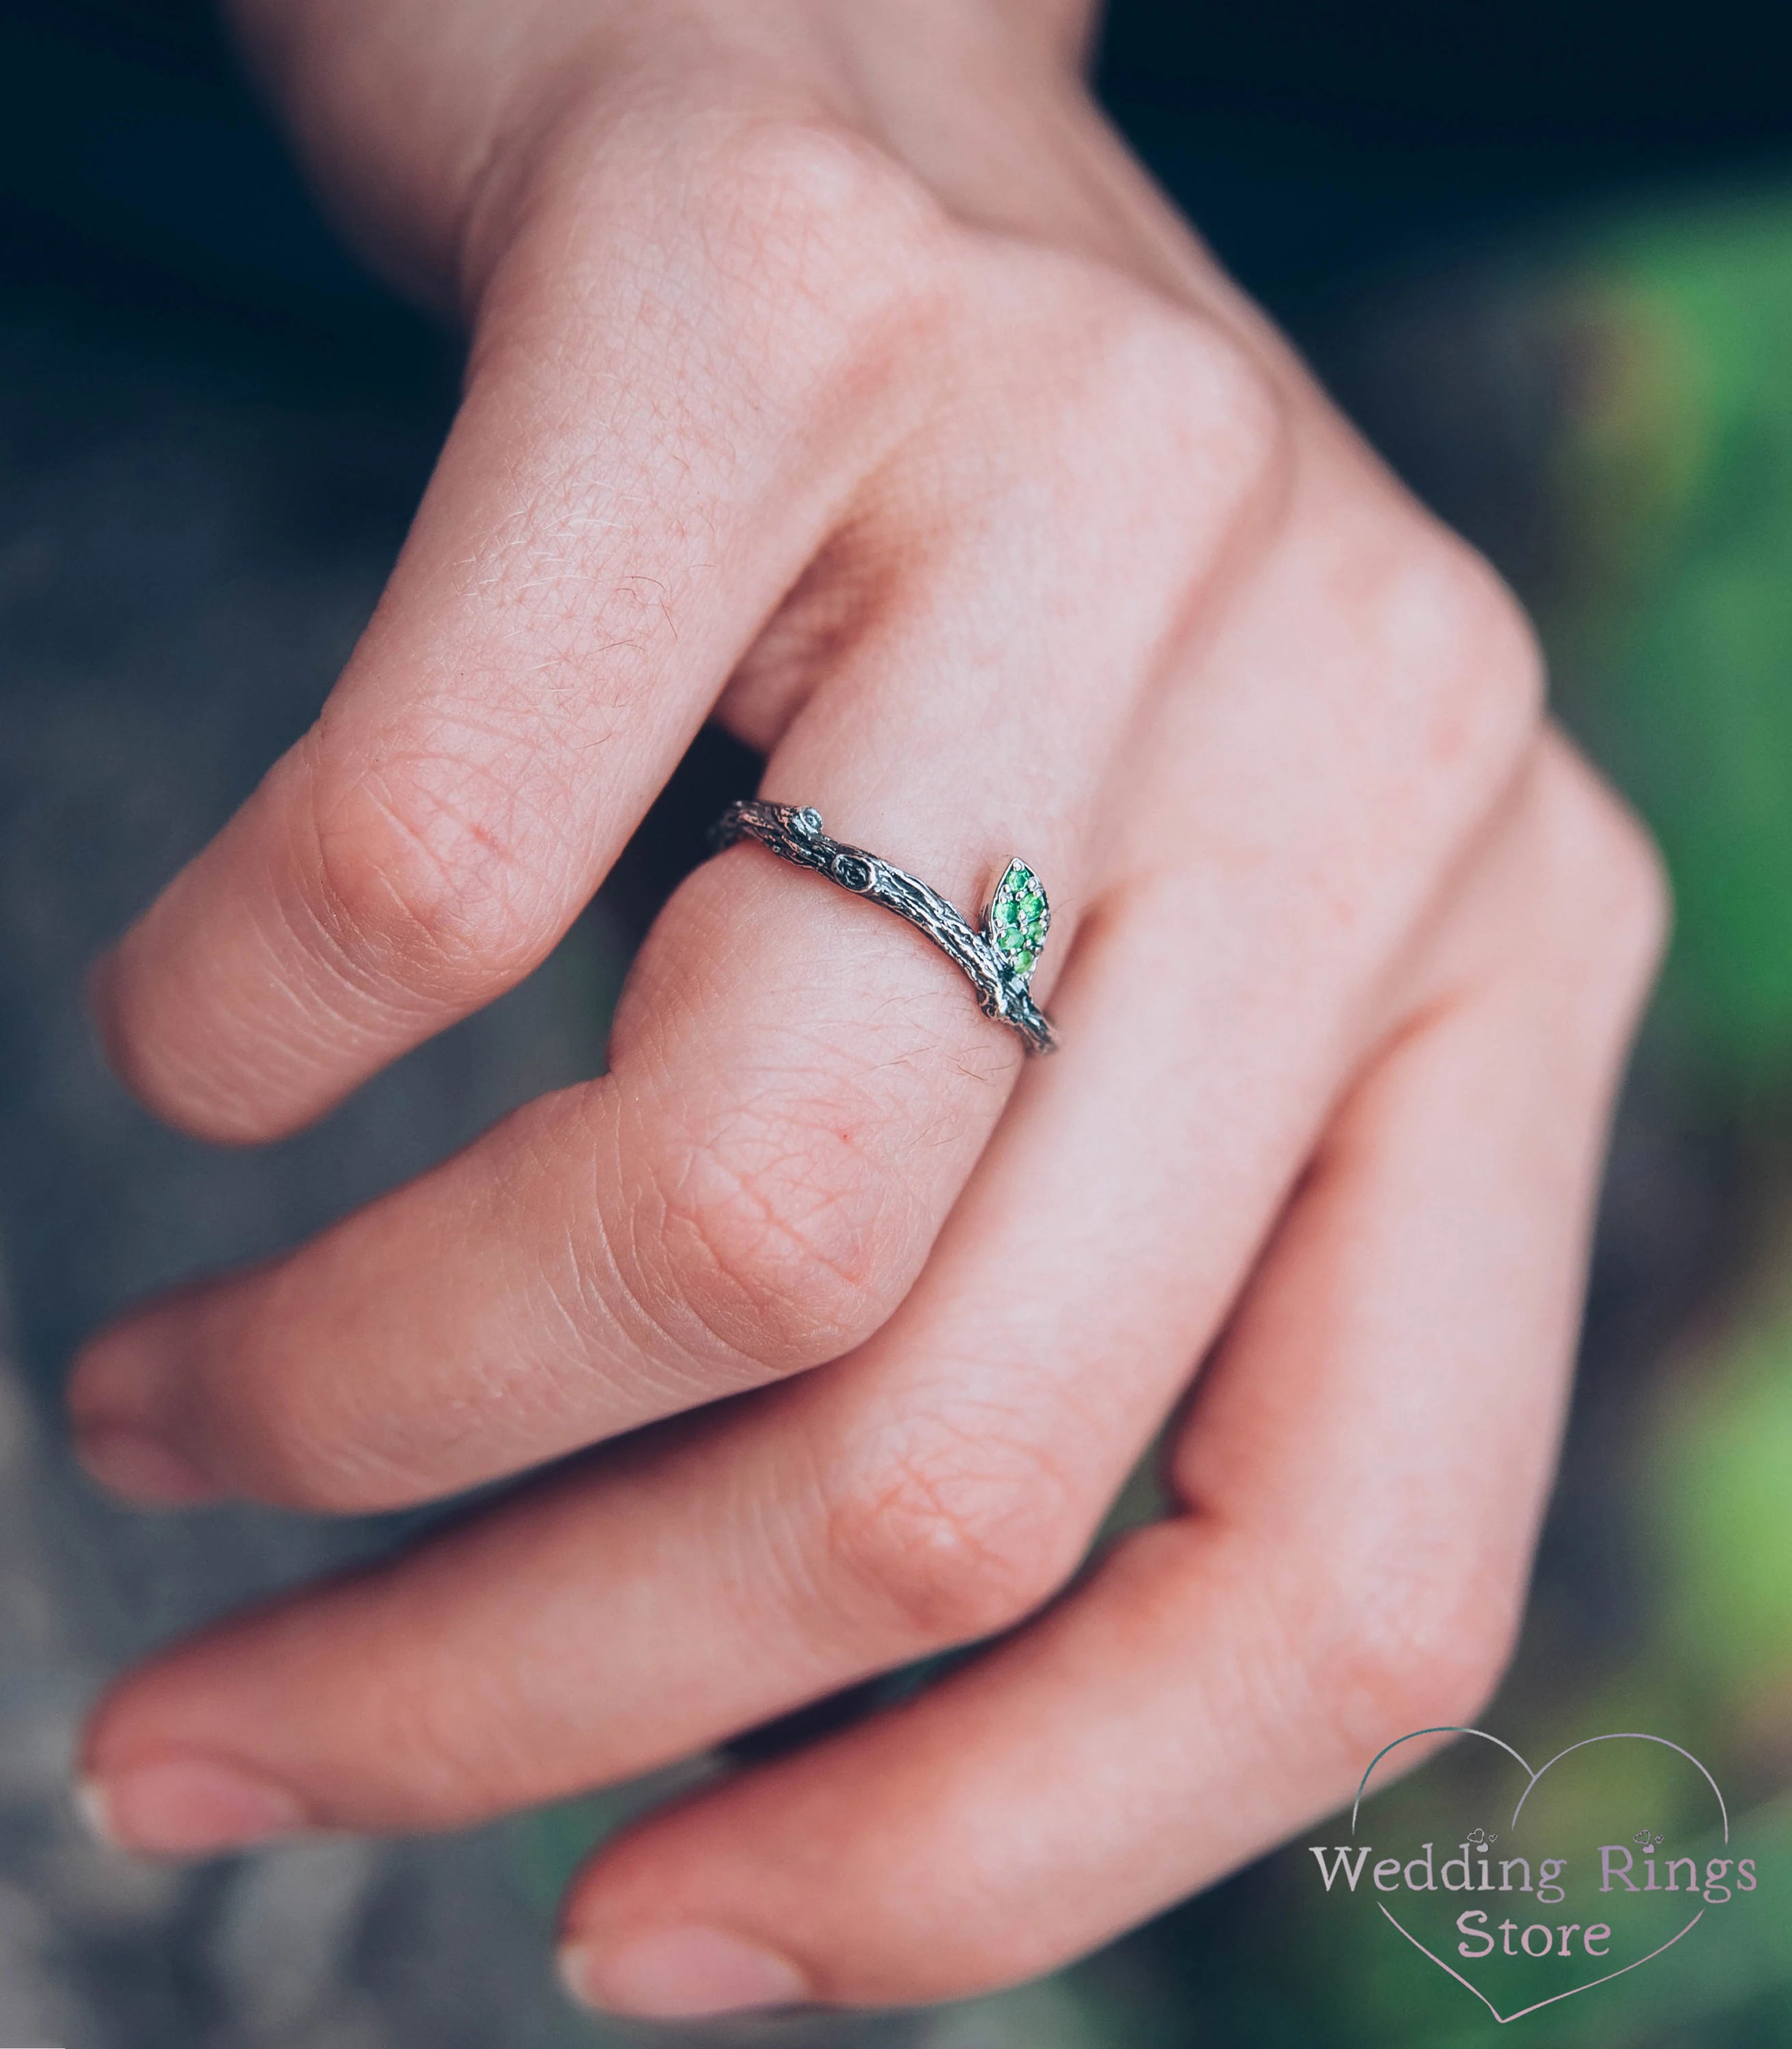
985,859,1050,979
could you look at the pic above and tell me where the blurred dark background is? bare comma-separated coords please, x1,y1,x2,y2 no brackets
1,1,1790,2044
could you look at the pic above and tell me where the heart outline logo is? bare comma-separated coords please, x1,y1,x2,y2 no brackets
1351,1728,1728,2025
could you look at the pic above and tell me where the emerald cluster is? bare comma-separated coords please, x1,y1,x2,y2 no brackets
988,859,1050,979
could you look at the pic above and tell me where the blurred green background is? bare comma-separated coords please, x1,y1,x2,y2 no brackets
1199,186,1792,2049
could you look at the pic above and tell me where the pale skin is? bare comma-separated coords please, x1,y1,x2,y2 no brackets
65,0,1668,2021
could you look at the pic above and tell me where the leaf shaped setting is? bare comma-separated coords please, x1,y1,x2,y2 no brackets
985,859,1050,980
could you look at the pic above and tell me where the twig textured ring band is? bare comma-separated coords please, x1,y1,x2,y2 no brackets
708,800,1059,1055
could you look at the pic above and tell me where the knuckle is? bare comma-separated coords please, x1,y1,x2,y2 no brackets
1308,1553,1519,1758
1352,522,1547,805
705,115,937,254
1602,818,1673,993
225,1367,417,1515
1533,733,1672,995
685,115,952,398
627,1075,921,1376
298,737,564,1003
1031,299,1294,561
823,1406,1085,1645
348,1639,528,1822
1146,311,1294,520
1422,538,1547,764
196,1270,452,1513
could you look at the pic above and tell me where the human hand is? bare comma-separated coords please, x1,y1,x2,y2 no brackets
68,0,1665,2018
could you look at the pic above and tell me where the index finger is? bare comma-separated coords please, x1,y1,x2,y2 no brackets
93,126,917,1143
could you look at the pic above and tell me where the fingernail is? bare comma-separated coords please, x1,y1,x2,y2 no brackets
79,1757,307,1854
74,1425,218,1505
557,1925,811,2018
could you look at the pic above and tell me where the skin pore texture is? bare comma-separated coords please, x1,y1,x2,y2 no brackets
66,0,1667,2020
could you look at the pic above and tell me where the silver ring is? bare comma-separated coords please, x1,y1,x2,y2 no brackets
709,800,1058,1055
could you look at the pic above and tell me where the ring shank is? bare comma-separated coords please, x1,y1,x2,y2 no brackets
710,800,1057,1055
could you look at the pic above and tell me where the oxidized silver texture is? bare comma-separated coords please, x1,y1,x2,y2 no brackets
709,799,1059,1055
